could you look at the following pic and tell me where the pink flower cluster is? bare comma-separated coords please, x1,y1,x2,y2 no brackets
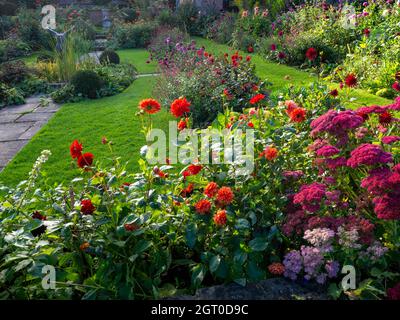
310,110,363,138
361,164,400,219
347,143,393,168
293,182,327,213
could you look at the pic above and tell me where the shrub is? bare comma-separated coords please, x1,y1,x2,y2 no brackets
0,39,31,62
51,83,83,103
207,13,237,44
154,40,266,127
110,21,158,49
0,1,18,16
0,83,24,108
70,70,103,99
99,49,120,65
0,60,30,85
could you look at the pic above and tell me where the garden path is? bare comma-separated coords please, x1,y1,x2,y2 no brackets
0,96,60,172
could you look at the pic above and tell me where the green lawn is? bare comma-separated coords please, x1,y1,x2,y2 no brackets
117,48,157,74
194,38,392,108
0,76,171,186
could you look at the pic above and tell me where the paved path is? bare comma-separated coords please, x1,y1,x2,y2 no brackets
0,96,60,172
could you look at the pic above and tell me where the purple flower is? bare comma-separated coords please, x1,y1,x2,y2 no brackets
283,250,302,280
301,246,324,279
347,144,393,168
325,260,340,278
282,170,304,180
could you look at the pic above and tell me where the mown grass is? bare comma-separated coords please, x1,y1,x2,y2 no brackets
0,77,171,186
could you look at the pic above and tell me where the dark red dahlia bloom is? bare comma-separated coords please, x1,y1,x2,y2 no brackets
278,51,286,60
32,211,47,220
347,144,393,168
70,140,82,159
329,89,339,97
363,28,370,37
271,44,277,51
345,74,357,87
392,82,400,92
379,111,393,125
77,152,94,168
81,199,95,215
305,47,318,61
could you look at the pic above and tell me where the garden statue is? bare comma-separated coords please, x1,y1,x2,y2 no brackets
47,26,74,53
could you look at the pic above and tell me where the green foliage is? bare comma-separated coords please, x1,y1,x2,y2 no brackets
0,82,24,108
71,70,103,99
0,60,30,85
0,39,31,63
110,21,158,49
99,49,120,65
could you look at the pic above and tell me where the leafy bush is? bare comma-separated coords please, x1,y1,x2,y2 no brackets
0,83,24,108
0,39,31,62
207,13,237,44
0,60,30,85
70,70,103,99
99,49,120,65
154,40,266,127
0,1,18,16
51,83,83,104
110,21,158,49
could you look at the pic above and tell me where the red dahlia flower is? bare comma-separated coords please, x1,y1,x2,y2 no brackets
249,93,265,105
81,199,95,215
70,140,82,159
379,111,393,125
216,187,234,206
178,118,188,131
278,52,286,60
139,98,161,114
124,223,139,232
181,183,194,197
392,82,400,92
77,152,94,168
204,182,219,198
262,146,278,161
170,98,191,118
289,108,307,123
247,46,254,53
329,89,339,97
195,199,212,214
271,44,277,51
345,74,358,87
305,47,318,61
32,211,47,220
213,209,227,226
363,28,370,37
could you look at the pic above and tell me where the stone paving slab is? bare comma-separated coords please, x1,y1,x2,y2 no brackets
0,113,21,124
16,112,53,123
0,95,59,172
0,122,35,142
